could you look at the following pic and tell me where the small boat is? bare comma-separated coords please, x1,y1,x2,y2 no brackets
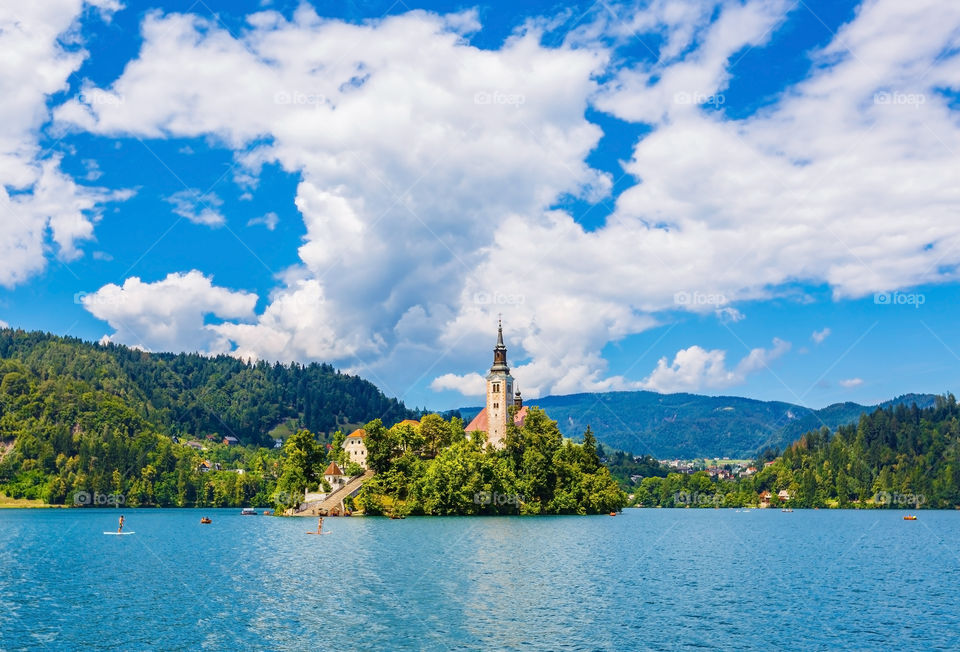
200,517,212,524
609,512,617,516
241,507,257,515
904,515,918,520
262,510,272,516
781,508,793,512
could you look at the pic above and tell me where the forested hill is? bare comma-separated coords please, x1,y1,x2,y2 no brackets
461,391,938,459
628,395,960,509
0,328,416,446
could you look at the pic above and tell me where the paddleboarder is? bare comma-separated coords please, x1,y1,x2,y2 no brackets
118,515,125,533
316,517,323,534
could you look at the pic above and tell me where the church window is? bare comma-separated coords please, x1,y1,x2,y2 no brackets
494,403,499,409
493,383,500,393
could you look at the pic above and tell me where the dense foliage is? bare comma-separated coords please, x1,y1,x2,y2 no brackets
0,328,418,505
629,397,960,509
461,390,937,459
344,410,627,515
0,328,417,446
0,358,283,505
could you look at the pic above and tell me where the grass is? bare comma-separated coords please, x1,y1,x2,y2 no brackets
0,492,53,508
268,418,300,440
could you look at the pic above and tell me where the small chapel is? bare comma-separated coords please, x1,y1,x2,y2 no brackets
465,320,528,448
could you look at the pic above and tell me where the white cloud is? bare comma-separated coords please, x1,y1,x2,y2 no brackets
56,0,960,399
60,7,609,382
639,338,791,393
164,189,225,227
442,0,960,395
839,378,864,388
0,2,130,288
81,271,258,354
811,328,831,344
0,319,8,329
430,372,486,397
716,307,745,323
247,211,278,230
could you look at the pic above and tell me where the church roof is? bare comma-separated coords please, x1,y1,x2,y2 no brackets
324,462,343,476
465,407,528,433
514,406,529,428
464,410,488,433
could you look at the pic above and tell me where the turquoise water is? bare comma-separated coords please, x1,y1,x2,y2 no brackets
1,508,958,650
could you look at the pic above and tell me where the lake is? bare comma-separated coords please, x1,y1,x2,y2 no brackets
1,508,958,650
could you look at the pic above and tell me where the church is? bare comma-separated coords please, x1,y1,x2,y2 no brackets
465,320,528,448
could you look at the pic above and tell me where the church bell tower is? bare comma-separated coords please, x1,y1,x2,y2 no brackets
485,319,514,448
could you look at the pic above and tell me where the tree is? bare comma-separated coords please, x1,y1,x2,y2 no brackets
329,430,346,465
364,420,397,473
419,414,450,457
273,429,324,510
581,426,601,473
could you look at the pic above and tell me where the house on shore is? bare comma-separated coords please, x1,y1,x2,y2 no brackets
344,429,368,469
324,462,347,490
759,490,772,508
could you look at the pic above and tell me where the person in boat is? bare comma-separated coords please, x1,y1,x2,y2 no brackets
316,517,324,534
118,515,125,533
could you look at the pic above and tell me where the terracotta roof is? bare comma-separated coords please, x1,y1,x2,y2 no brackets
465,407,528,432
346,428,366,440
324,462,343,476
465,409,488,433
514,406,529,428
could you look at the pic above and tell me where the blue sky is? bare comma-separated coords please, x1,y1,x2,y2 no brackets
2,0,959,411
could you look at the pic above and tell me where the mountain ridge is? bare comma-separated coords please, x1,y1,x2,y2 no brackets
460,390,938,458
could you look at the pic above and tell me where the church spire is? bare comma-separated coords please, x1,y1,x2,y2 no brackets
491,317,509,373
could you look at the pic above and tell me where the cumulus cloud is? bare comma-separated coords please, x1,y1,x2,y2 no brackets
839,378,864,388
430,372,486,397
164,189,225,227
247,211,279,230
639,338,791,393
58,6,609,382
442,0,960,396
811,328,831,344
0,320,8,329
80,271,258,354
54,0,960,399
0,1,130,288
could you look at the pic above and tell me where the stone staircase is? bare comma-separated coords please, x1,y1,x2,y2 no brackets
295,470,375,516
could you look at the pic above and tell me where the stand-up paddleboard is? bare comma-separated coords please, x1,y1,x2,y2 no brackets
104,531,135,535
306,531,332,535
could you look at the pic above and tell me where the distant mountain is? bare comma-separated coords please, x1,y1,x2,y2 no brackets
460,391,938,459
